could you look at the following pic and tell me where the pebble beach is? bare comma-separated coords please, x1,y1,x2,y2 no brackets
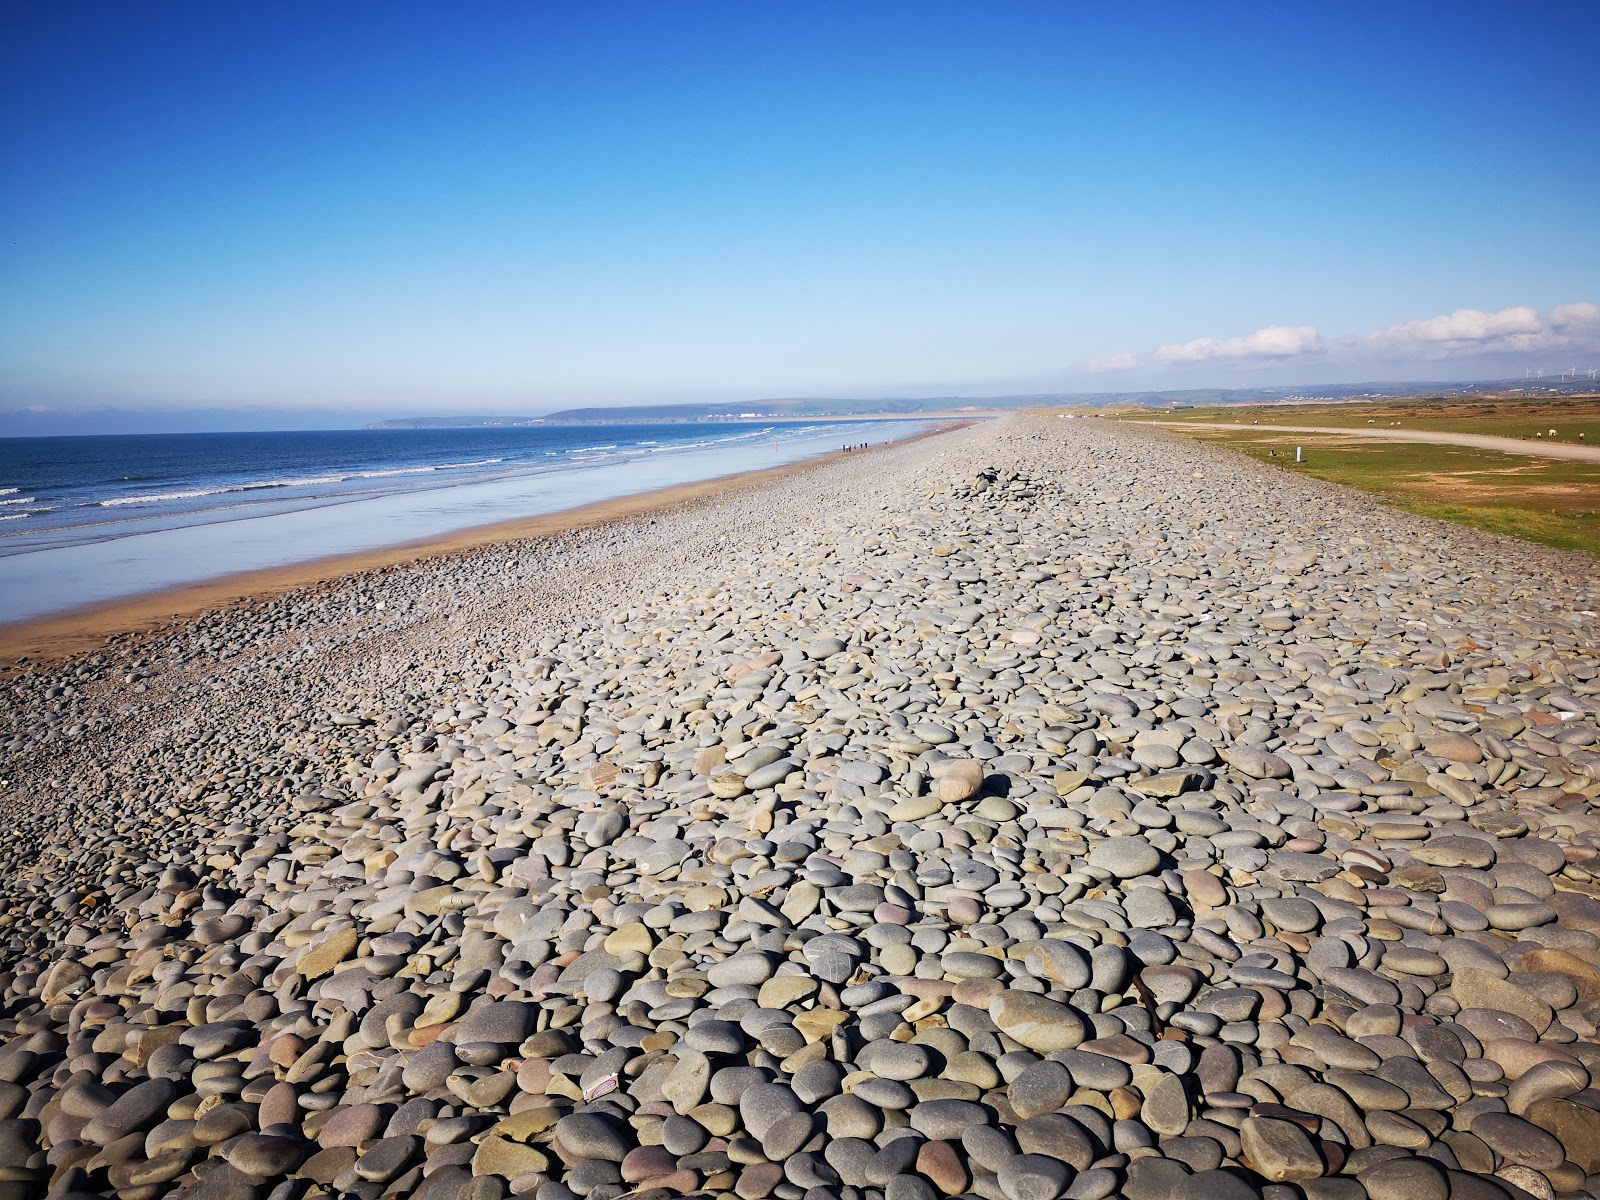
3,413,1600,1200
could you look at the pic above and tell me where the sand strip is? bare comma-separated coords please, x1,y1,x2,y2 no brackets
1,423,964,665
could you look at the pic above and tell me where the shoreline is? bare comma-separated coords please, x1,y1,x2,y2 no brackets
0,421,964,666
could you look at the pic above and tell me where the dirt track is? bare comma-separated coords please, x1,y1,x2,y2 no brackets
1152,420,1600,464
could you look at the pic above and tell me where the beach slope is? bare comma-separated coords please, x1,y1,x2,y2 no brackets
3,415,1599,1199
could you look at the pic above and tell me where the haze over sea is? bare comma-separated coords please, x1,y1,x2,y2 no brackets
0,419,922,625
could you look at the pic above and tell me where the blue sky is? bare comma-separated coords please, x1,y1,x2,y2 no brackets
3,0,1598,426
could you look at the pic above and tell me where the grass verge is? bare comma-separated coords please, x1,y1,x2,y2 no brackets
1166,427,1600,556
1130,394,1600,447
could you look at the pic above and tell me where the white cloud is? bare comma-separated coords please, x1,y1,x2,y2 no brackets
1087,351,1138,373
1550,301,1600,327
1361,303,1600,360
1366,305,1542,347
1153,324,1324,365
1087,301,1600,379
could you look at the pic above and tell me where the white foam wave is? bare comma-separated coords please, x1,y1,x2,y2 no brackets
0,487,17,496
97,457,513,507
0,497,35,506
351,458,505,479
100,487,228,506
0,513,26,521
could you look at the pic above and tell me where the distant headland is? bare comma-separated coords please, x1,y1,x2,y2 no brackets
365,377,1597,428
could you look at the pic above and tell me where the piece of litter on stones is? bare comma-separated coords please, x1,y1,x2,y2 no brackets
583,1073,620,1102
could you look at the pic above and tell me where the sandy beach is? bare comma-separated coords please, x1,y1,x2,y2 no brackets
3,414,1600,1200
0,425,961,667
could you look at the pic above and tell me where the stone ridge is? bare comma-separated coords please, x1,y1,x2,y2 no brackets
1,415,1598,1200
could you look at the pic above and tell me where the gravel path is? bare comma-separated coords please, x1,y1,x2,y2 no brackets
2,415,1599,1200
1149,421,1600,464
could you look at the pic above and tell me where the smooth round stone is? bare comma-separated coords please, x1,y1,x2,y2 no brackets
1185,1170,1259,1200
761,1110,816,1161
990,992,1089,1053
880,943,918,975
1132,744,1181,770
454,1000,537,1045
1014,1114,1096,1167
1485,902,1556,930
1022,942,1092,991
318,1103,385,1149
1259,897,1320,933
661,1116,708,1156
80,1078,178,1145
792,1059,844,1104
1268,851,1340,881
685,1021,746,1054
1469,1111,1564,1169
1182,870,1228,908
1055,1050,1131,1091
740,1083,803,1139
352,1136,420,1184
1087,837,1160,879
997,1153,1072,1200
1008,1061,1072,1120
1141,1073,1190,1137
944,1050,1002,1089
1357,1157,1447,1200
1123,888,1176,928
1061,1167,1118,1200
825,1137,877,1187
818,1096,882,1140
1506,1059,1588,1113
909,1099,990,1140
1381,946,1446,976
916,1140,970,1195
708,953,777,988
886,1174,938,1200
554,1113,630,1162
854,1077,916,1109
584,966,624,1002
872,1044,934,1082
1238,1116,1322,1182
226,1134,307,1177
948,897,984,924
942,951,1004,980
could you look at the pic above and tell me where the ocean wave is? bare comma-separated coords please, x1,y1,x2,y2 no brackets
0,513,27,522
0,488,16,496
0,496,35,506
99,487,230,506
352,457,505,478
96,457,512,506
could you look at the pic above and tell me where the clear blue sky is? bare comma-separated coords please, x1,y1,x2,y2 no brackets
3,0,1598,426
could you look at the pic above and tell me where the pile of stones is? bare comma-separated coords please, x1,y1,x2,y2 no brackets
1,416,1598,1200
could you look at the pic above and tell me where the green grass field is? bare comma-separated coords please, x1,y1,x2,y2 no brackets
1164,426,1600,556
1136,394,1600,446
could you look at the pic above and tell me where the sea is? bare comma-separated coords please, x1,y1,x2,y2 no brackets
0,419,929,626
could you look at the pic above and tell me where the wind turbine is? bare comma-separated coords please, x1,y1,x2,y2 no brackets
1536,368,1545,380
1589,368,1599,380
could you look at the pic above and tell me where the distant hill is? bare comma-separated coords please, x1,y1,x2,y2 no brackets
365,379,1594,428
